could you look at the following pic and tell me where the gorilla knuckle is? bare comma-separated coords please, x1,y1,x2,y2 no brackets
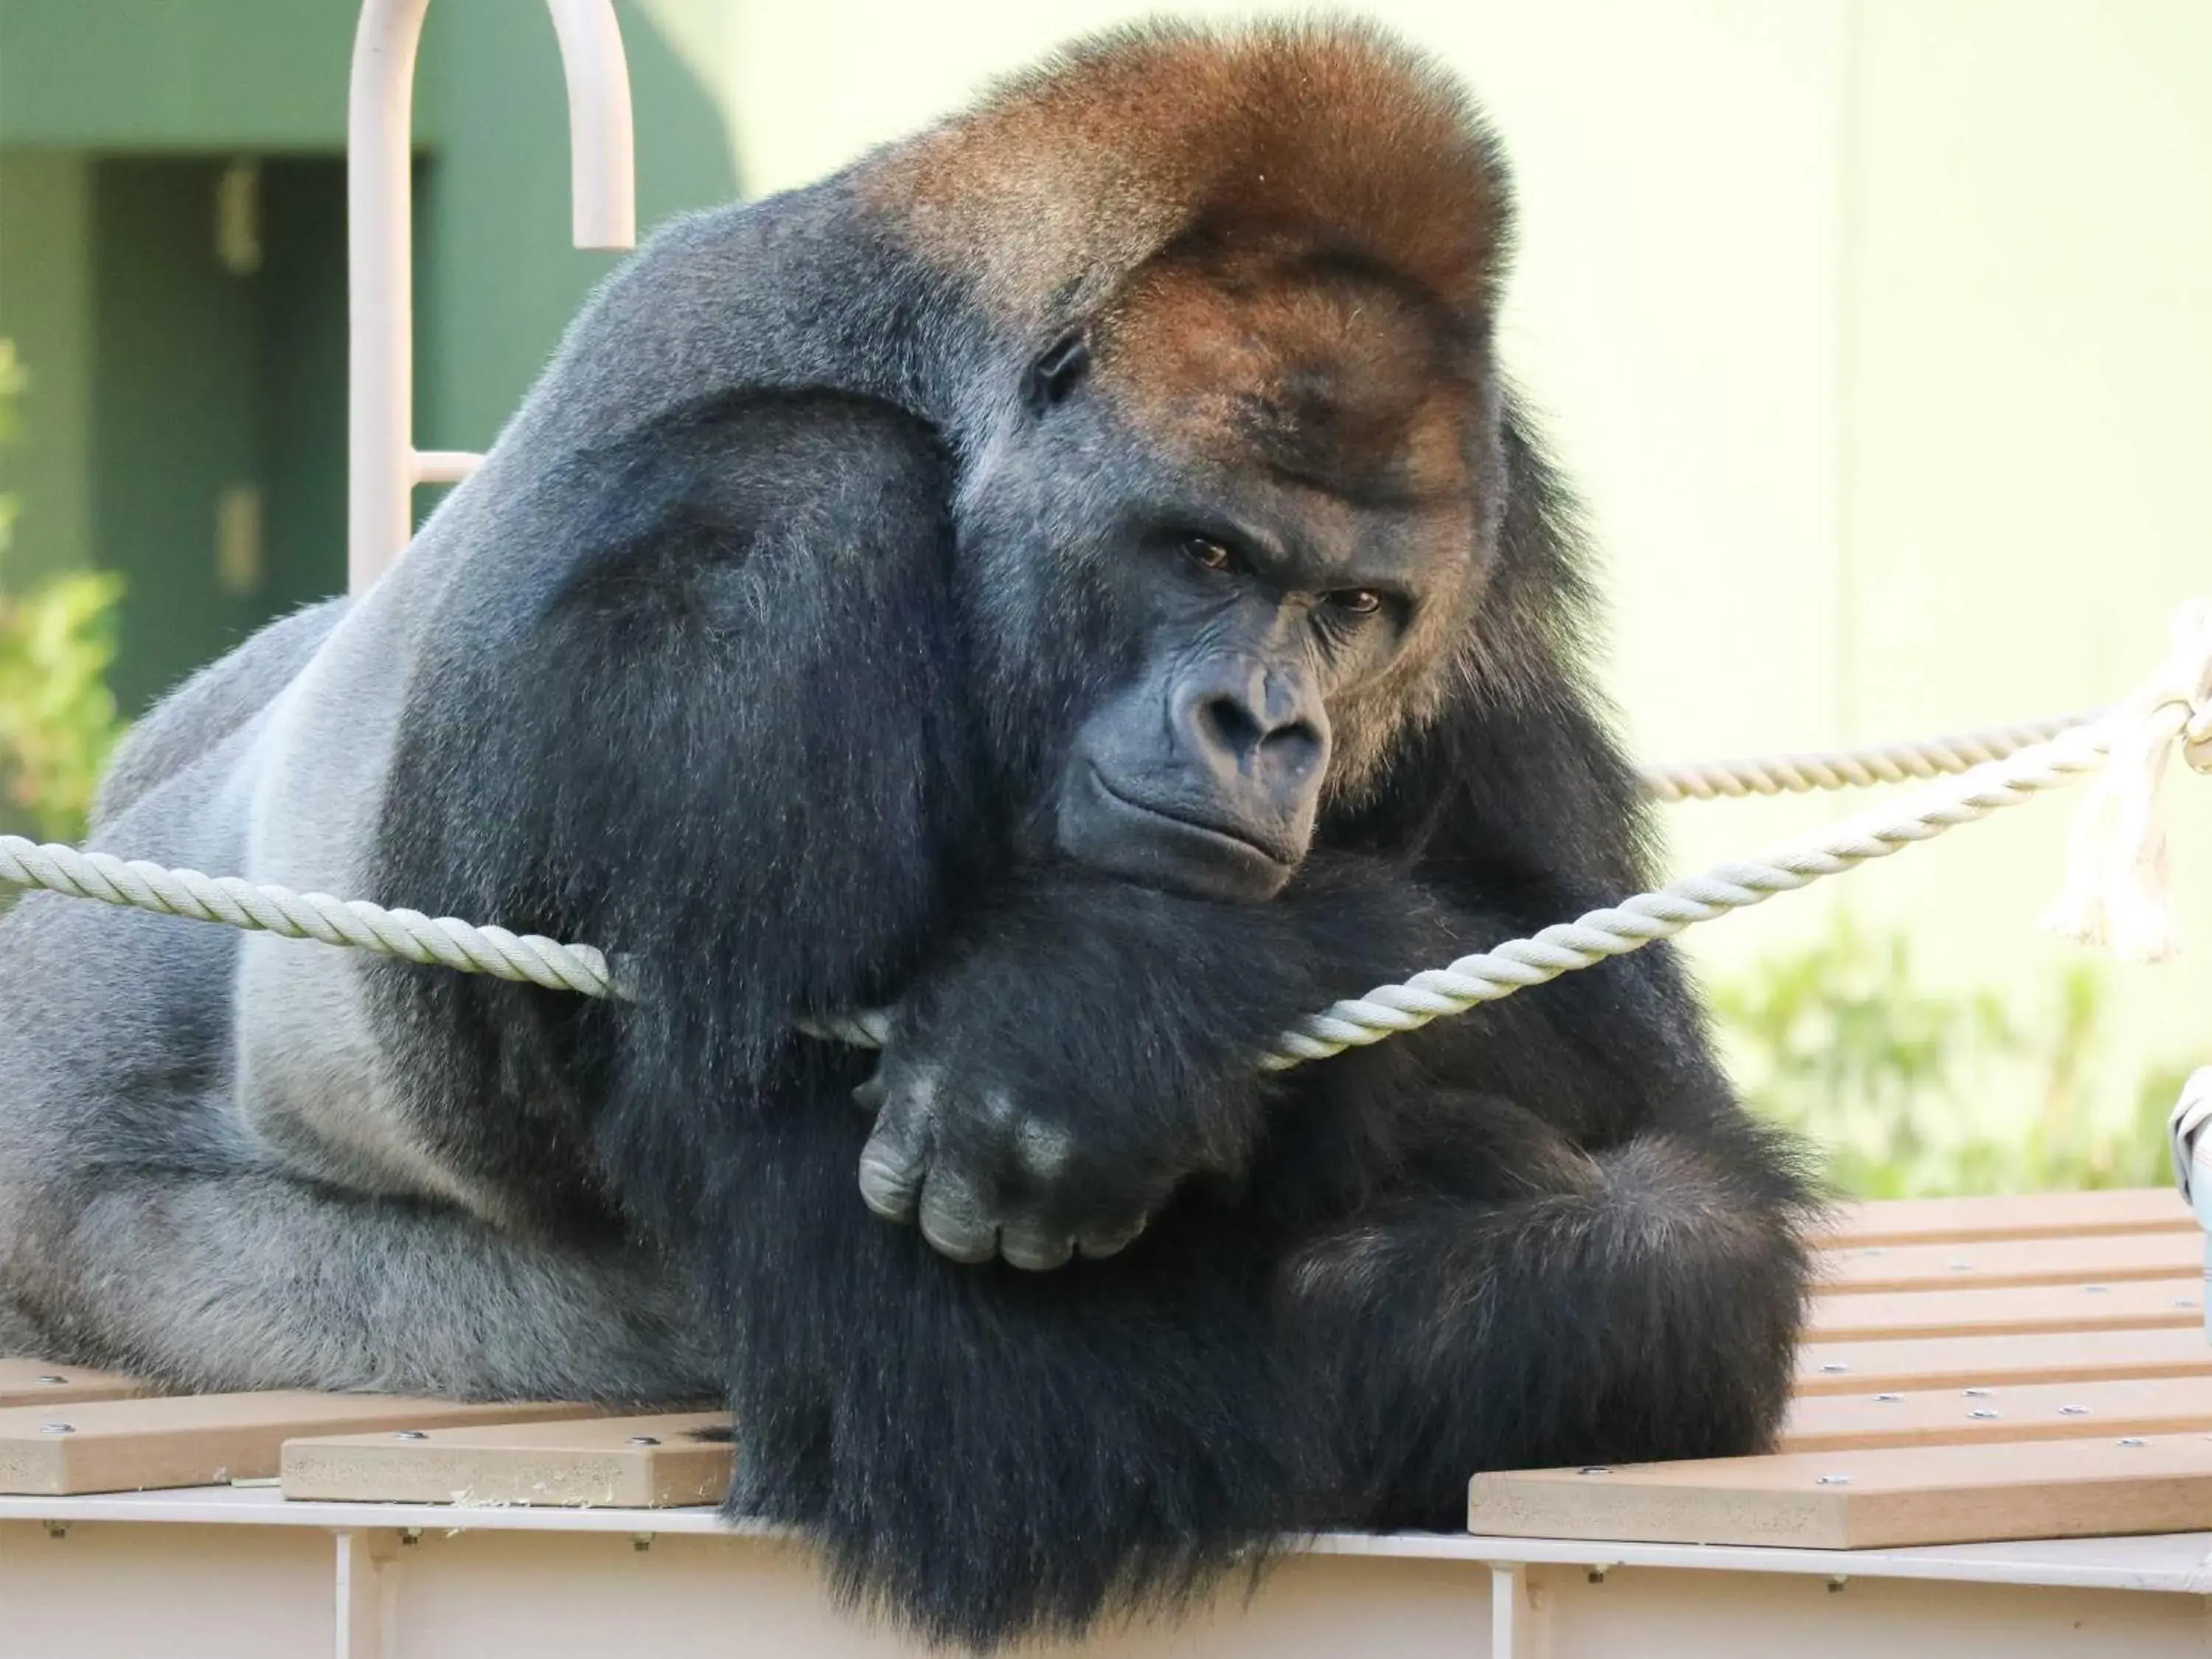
1012,1117,1076,1180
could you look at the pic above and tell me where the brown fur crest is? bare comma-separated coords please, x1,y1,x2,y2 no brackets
866,21,1514,347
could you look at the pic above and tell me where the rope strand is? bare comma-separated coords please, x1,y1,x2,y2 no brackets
0,837,617,998
4,604,2204,1077
1640,712,2091,801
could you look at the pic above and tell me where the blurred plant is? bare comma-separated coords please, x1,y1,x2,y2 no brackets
1712,909,2185,1198
0,340,127,844
0,338,21,552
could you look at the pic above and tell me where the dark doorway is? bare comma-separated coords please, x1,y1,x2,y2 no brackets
88,156,347,714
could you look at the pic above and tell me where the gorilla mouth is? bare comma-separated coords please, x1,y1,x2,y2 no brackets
1083,765,1301,872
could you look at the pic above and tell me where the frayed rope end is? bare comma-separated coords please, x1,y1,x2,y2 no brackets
2042,599,2212,965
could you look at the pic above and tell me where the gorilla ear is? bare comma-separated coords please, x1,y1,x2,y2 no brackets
1023,330,1091,414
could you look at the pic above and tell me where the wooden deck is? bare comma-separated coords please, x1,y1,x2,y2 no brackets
1470,1185,2212,1552
2,1187,2208,1520
4,1186,2210,1657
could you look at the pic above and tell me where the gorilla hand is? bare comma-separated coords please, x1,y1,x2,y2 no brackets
841,860,1469,1267
844,872,1321,1269
854,1037,1160,1270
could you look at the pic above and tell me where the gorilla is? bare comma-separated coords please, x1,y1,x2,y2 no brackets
0,21,1812,1649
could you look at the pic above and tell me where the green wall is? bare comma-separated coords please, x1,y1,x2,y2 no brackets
0,0,742,706
414,1,740,456
0,1,362,151
0,150,91,587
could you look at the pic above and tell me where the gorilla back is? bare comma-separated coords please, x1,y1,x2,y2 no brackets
0,22,1813,1650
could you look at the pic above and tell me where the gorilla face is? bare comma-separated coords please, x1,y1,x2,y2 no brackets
1051,490,1458,903
962,248,1496,903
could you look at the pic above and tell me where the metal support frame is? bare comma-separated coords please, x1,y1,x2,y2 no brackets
346,0,636,594
15,1505,2212,1659
1489,1562,1551,1659
333,1528,400,1659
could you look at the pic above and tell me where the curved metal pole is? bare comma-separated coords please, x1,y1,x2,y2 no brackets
546,0,636,251
347,0,429,595
347,0,636,594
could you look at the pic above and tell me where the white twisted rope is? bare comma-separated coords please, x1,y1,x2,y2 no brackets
4,604,2205,1076
1258,716,2130,1068
1268,603,2210,1068
0,836,617,998
1638,712,2091,801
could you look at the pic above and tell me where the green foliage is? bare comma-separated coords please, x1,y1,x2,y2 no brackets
0,339,128,844
1712,911,2186,1199
0,569,127,841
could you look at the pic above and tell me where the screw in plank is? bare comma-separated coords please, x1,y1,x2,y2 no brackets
32,1375,66,1385
1968,1409,2000,1420
38,1423,72,1436
1874,1393,1903,1402
2118,1438,2147,1447
1819,1363,1849,1374
627,1436,661,1447
1816,1475,1851,1486
394,1429,429,1441
1962,1388,1993,1397
2177,1298,2199,1310
2059,1405,2090,1416
1578,1467,1612,1475
2083,1284,2110,1294
1947,1262,1972,1272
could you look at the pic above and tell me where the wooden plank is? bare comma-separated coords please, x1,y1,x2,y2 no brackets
1815,1187,2191,1248
282,1411,733,1508
0,1394,605,1496
1815,1230,2202,1293
1782,1375,2212,1452
1806,1277,2201,1340
1469,1433,2212,1550
1795,1326,2212,1395
0,1359,156,1408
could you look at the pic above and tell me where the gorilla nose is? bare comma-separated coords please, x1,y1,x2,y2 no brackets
1175,664,1328,796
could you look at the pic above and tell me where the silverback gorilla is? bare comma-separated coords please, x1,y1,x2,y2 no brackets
0,21,1811,1649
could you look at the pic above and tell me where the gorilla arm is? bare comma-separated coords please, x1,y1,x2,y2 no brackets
852,860,1469,1270
361,386,981,1231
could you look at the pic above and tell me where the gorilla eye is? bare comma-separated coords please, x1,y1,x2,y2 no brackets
1330,588,1384,616
1024,330,1091,413
1182,536,1239,574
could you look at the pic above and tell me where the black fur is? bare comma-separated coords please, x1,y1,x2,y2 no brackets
366,296,1809,1655
0,24,1814,1652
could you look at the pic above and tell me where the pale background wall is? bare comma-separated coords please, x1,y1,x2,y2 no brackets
638,0,2212,1124
1,0,2205,1145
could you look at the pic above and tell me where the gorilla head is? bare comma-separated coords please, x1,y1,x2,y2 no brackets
905,31,1514,902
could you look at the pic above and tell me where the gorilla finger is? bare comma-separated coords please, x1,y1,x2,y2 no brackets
852,1074,889,1114
998,1222,1074,1273
1077,1216,1147,1260
857,1118,928,1222
918,1172,999,1265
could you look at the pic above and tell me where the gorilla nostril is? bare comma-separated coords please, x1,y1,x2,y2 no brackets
1197,695,1265,762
